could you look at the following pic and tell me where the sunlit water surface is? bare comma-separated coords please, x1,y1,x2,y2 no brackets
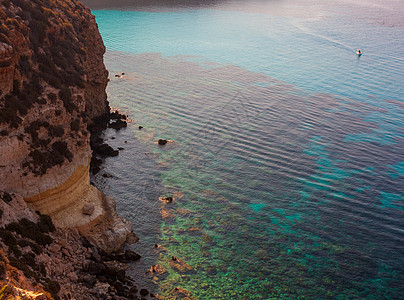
90,0,404,298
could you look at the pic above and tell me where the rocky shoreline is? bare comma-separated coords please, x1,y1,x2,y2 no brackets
0,109,160,299
0,191,157,299
89,110,128,175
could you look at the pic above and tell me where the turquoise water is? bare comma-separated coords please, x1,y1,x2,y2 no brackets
91,1,404,298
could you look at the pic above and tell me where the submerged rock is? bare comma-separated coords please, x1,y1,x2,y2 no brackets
169,257,195,274
148,264,168,280
161,208,174,219
153,244,168,253
206,265,218,275
92,143,119,157
140,289,149,296
123,249,141,262
171,287,194,299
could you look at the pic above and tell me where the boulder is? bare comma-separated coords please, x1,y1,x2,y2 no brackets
149,264,167,277
92,143,119,157
108,119,127,130
81,274,97,287
159,196,173,203
123,249,141,262
82,204,95,216
86,261,106,275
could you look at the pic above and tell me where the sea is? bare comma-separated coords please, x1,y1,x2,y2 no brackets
88,0,404,298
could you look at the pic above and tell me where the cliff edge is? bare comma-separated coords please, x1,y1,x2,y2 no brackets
0,0,133,253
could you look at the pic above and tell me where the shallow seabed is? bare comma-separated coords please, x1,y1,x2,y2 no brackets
91,0,404,298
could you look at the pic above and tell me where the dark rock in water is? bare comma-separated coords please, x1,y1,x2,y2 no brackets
90,156,103,174
91,166,100,175
91,137,104,145
138,126,143,130
93,143,119,157
108,119,127,130
139,289,149,296
123,249,141,262
158,139,168,145
106,249,142,263
159,196,173,203
110,110,127,120
118,147,124,150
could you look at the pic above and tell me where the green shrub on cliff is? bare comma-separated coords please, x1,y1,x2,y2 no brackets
48,125,64,138
5,218,53,246
2,0,10,8
70,118,80,131
16,239,43,255
1,192,12,203
38,213,55,233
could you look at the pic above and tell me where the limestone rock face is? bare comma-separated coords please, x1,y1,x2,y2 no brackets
0,0,132,254
0,42,14,97
83,15,109,121
0,193,39,226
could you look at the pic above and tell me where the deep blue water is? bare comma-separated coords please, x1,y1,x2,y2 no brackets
91,1,404,298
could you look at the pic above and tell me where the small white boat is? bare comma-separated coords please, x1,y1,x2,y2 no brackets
356,49,362,55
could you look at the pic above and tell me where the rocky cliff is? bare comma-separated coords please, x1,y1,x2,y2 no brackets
0,0,132,253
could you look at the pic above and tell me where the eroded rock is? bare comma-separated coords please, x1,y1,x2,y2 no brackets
82,204,95,216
